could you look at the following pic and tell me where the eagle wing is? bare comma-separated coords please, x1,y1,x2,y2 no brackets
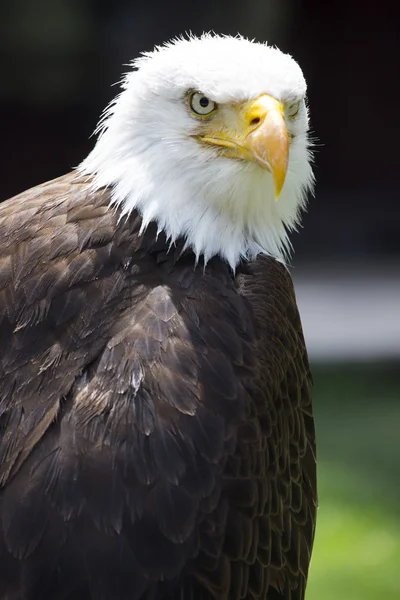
0,175,316,600
235,257,317,599
0,172,140,485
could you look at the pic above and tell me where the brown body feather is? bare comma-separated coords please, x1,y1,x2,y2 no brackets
0,173,316,600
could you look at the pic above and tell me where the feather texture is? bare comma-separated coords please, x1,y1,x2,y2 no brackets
0,173,316,600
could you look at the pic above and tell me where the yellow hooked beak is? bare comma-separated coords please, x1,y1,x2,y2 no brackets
197,94,289,199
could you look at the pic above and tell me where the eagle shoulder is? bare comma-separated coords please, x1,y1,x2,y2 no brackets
0,172,142,485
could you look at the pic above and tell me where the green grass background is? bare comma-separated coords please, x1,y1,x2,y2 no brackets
306,364,400,600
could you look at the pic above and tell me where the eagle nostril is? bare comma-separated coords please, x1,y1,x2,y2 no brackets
249,117,260,128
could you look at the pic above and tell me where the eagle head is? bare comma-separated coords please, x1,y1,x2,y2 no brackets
79,33,314,268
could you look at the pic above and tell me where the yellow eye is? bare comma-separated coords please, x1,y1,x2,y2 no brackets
287,101,300,119
189,91,218,117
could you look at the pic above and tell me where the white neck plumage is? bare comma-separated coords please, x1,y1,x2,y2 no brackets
79,103,313,271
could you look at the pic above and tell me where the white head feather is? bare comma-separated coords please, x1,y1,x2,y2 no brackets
79,33,314,269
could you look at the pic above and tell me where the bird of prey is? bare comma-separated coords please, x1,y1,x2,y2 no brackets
0,34,317,600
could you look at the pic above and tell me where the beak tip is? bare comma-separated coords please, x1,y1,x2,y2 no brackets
273,176,286,201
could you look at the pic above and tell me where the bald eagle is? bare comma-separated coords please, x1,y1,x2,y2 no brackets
0,34,316,600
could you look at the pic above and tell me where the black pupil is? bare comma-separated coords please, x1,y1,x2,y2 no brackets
199,97,209,108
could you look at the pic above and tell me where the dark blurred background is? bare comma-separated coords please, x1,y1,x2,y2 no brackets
1,1,399,598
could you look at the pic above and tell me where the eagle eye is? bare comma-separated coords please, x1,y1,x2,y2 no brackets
189,91,218,117
286,100,301,119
